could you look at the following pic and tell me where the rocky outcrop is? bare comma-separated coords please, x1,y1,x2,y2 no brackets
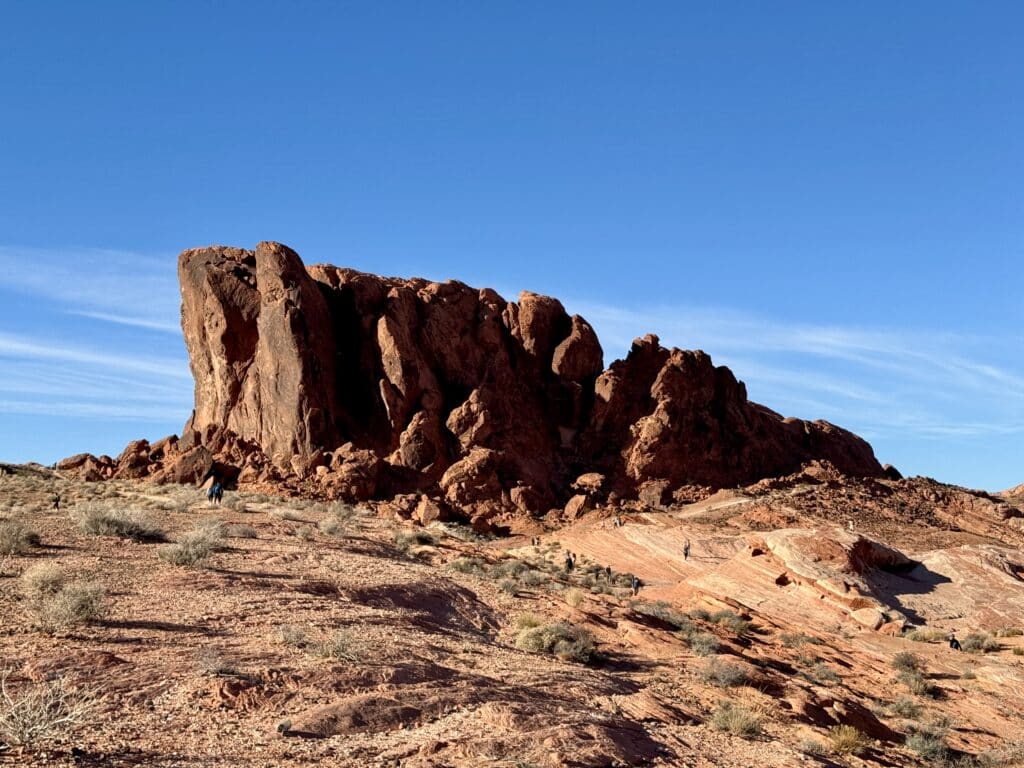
61,242,884,522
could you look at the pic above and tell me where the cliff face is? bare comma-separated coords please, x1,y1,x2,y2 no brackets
166,241,882,518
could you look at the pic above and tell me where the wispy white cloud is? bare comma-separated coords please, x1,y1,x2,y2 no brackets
0,332,189,380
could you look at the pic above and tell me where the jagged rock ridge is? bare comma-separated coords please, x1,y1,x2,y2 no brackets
61,242,883,524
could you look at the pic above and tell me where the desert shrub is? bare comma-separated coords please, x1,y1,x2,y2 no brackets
633,601,695,632
157,524,225,567
499,579,518,595
962,667,978,678
889,696,922,719
315,630,366,662
224,523,257,539
515,622,595,663
295,525,314,541
797,739,827,756
711,701,761,738
962,633,1000,654
780,632,818,648
0,671,94,750
29,583,106,633
807,662,841,684
995,627,1023,638
829,724,870,755
899,671,936,697
394,530,437,551
450,557,488,575
699,659,749,688
906,719,951,761
277,624,310,649
271,509,304,522
196,649,238,676
1013,648,1024,657
73,504,163,542
891,651,924,673
905,627,948,643
520,570,547,587
20,564,66,600
688,608,711,621
490,559,530,580
710,609,752,635
687,632,721,656
979,741,1024,766
515,613,543,631
0,521,41,555
564,588,585,609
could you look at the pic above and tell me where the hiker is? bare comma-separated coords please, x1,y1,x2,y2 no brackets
51,493,61,511
569,552,577,566
847,519,855,532
683,539,691,561
630,574,641,596
604,565,612,580
213,482,224,505
564,554,574,573
948,634,962,651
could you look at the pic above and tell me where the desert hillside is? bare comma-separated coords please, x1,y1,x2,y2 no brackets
2,461,1024,766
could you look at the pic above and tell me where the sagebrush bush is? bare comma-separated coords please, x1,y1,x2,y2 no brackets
687,632,720,656
0,521,41,555
962,633,1000,654
899,670,936,697
564,588,585,609
0,671,94,749
888,696,922,719
905,720,950,761
711,701,761,738
450,556,488,575
995,627,1023,638
515,621,595,663
224,523,257,539
710,609,753,635
797,738,827,755
158,524,225,567
891,651,924,673
829,724,870,755
632,601,694,632
20,563,65,600
73,504,163,542
515,613,543,631
316,630,366,662
905,627,947,643
394,530,437,551
29,583,106,634
699,659,749,688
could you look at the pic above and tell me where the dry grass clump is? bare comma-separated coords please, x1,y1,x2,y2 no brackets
318,503,358,537
994,627,1023,638
277,624,311,649
157,522,225,567
0,669,95,750
711,701,761,738
0,521,41,555
905,627,948,643
223,523,257,539
22,569,106,634
20,563,66,600
687,631,721,656
73,504,163,542
515,613,543,631
962,633,1000,654
564,588,585,609
515,621,595,663
797,738,827,756
891,651,924,673
888,695,922,719
829,724,870,755
699,659,749,688
315,630,366,662
632,600,695,632
710,609,753,636
394,529,438,551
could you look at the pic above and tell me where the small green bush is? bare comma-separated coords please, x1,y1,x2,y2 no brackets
1013,647,1024,657
711,701,761,738
905,720,950,761
710,609,752,635
905,628,947,643
224,523,257,539
450,556,488,575
888,696,922,719
797,739,827,756
394,530,438,551
20,563,65,600
29,582,106,633
995,627,1023,638
315,630,365,662
515,613,543,631
633,601,695,632
899,671,936,697
157,524,225,567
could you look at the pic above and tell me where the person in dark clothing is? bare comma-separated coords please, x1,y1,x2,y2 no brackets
52,493,61,511
564,554,574,573
948,634,962,651
630,575,641,596
683,539,691,561
604,565,612,580
213,482,224,505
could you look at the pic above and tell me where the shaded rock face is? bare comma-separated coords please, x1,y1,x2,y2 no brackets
69,242,883,520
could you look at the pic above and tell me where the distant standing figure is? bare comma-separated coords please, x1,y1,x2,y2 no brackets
630,575,641,596
683,539,691,561
52,493,61,511
847,519,855,532
604,565,612,580
565,554,574,573
948,634,962,651
213,483,224,505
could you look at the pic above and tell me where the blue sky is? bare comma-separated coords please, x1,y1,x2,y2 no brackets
0,3,1020,490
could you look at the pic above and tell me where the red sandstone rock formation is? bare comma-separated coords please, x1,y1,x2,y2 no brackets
61,242,884,522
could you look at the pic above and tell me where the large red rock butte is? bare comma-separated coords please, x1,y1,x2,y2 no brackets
62,242,883,525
